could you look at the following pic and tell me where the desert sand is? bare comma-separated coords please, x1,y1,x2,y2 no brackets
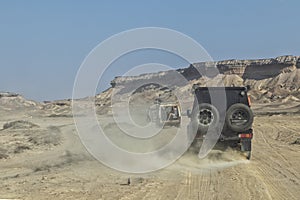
0,103,299,200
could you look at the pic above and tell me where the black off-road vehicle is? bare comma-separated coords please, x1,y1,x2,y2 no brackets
187,86,254,159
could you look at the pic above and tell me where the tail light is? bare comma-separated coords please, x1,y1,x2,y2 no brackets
247,95,252,107
239,133,253,138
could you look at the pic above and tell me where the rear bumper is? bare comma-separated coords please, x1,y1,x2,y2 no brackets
194,133,253,141
192,131,253,152
195,128,253,139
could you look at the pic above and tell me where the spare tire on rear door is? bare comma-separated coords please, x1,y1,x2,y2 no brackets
197,103,220,133
225,103,254,132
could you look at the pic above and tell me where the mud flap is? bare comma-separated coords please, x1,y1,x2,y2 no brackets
241,139,251,152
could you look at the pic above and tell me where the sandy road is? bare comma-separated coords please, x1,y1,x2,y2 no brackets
110,115,300,200
0,115,299,199
130,115,300,200
139,116,300,200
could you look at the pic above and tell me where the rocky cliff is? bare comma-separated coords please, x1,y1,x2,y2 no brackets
111,55,300,87
0,92,39,109
108,55,300,105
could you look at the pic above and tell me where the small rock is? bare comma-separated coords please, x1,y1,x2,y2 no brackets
291,138,300,145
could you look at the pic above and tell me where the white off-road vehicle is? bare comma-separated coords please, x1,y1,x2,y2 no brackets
148,101,181,127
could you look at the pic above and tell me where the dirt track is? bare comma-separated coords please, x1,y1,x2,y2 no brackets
0,114,299,200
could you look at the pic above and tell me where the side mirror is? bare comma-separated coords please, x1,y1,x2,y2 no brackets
187,109,191,118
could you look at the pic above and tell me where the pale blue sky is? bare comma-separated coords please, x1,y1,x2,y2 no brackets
0,0,299,101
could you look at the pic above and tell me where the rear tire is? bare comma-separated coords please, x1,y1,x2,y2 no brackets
245,151,251,160
197,103,220,134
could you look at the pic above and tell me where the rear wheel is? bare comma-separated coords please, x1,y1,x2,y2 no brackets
197,103,220,133
244,151,251,160
189,139,202,153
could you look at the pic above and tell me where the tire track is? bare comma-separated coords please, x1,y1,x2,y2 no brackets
256,123,299,181
174,170,222,200
252,123,299,199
